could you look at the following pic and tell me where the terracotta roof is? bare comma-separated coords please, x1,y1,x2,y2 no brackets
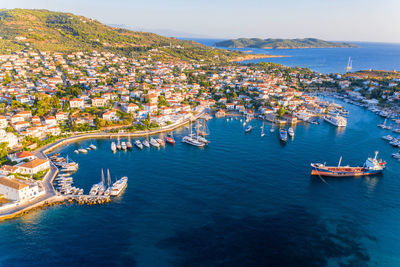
20,158,49,169
0,177,28,190
15,151,34,159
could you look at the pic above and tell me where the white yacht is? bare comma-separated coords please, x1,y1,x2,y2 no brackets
121,141,127,150
135,140,143,149
111,142,117,153
323,115,347,127
150,137,160,148
288,127,295,137
142,139,150,148
110,176,128,197
90,144,97,150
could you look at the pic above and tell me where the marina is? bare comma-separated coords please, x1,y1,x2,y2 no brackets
1,98,400,266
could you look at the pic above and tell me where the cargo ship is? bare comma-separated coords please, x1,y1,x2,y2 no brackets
311,151,386,177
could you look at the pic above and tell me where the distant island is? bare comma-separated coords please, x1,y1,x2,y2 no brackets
215,38,358,49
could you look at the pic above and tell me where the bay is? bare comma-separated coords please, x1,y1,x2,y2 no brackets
186,38,400,74
0,98,400,266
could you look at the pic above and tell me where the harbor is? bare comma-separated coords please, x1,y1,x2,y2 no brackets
1,97,400,265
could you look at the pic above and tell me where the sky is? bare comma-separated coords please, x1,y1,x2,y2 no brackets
1,0,400,43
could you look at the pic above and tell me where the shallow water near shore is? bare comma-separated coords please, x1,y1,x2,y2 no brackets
1,98,400,266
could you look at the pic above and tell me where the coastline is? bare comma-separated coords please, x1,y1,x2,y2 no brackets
0,111,205,222
230,54,288,62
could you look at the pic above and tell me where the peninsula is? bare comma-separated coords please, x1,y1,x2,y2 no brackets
215,38,358,49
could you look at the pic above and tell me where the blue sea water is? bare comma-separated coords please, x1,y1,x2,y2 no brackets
186,38,400,74
1,98,400,266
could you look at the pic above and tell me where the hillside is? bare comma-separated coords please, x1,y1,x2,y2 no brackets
0,9,241,62
215,38,358,49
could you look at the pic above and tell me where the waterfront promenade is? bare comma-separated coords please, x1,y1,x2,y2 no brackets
0,111,205,221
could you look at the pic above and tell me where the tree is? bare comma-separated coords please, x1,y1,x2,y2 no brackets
0,142,8,159
277,107,287,117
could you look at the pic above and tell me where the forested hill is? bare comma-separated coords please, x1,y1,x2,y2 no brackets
0,9,241,62
215,38,358,49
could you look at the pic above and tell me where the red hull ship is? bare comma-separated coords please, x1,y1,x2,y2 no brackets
311,151,386,177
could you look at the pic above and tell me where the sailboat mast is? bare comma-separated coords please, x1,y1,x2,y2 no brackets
101,169,105,187
107,169,111,188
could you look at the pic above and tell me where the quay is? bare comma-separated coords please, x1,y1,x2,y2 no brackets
0,111,206,222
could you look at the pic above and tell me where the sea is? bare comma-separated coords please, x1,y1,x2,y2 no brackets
1,97,400,266
185,38,400,74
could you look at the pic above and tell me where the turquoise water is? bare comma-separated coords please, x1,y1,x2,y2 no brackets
186,38,400,74
1,98,400,266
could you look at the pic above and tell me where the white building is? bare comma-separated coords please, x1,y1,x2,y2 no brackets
0,129,19,149
0,176,39,202
17,158,50,175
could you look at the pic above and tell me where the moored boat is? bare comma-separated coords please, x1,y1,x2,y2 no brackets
279,128,288,142
111,142,117,153
245,125,253,133
150,137,160,148
324,115,347,127
311,151,386,177
121,141,127,151
135,140,143,149
110,176,128,197
165,132,175,144
288,127,295,137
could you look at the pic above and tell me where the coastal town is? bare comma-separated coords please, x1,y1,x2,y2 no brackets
0,48,399,218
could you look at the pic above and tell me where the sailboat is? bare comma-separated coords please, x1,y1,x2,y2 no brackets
261,122,265,137
126,134,133,149
111,141,116,153
378,119,387,129
142,135,150,148
150,137,160,148
98,169,106,195
345,57,352,72
135,139,143,149
104,169,112,196
157,133,165,146
270,123,275,133
117,135,122,150
182,121,205,147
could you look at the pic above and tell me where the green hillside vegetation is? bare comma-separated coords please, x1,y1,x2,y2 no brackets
215,38,358,49
0,9,242,62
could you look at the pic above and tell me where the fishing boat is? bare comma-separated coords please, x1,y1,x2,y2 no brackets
311,151,386,177
245,125,253,133
110,176,128,197
116,135,122,150
261,122,265,137
288,127,295,137
150,137,160,148
279,128,288,142
121,141,127,151
126,135,133,149
111,142,117,153
165,132,175,144
135,140,143,149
